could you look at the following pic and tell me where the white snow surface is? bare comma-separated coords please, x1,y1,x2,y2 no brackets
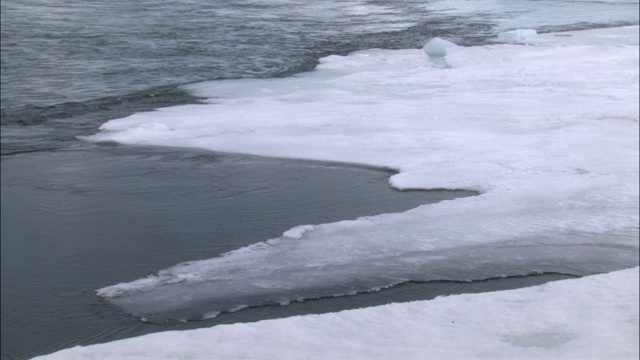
36,267,639,359
62,25,640,357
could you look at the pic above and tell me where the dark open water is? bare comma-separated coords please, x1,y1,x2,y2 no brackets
2,1,638,359
1,144,482,359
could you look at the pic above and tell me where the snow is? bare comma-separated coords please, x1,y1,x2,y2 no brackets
35,267,639,359
54,25,640,358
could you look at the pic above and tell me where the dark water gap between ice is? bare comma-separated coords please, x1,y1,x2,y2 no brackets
2,143,482,359
4,143,608,359
3,143,631,359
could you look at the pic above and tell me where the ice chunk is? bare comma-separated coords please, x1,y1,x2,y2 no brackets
282,225,315,240
498,29,538,44
422,37,457,68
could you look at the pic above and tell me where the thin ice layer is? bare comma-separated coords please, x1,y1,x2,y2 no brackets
88,26,639,321
36,267,640,359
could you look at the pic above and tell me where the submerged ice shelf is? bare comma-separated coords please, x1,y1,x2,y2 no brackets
99,183,491,323
105,238,636,324
37,267,640,360
90,26,639,323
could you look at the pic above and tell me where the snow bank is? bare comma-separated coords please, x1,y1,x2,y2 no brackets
35,267,639,359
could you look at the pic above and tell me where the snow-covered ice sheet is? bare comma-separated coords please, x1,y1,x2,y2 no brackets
84,26,639,322
426,0,640,35
35,267,640,359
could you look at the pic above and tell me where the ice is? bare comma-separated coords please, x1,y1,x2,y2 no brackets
84,26,640,322
503,26,640,46
497,29,538,44
34,267,639,359
422,37,457,68
427,1,639,34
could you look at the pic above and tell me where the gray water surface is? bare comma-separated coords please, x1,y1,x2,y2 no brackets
1,144,479,359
